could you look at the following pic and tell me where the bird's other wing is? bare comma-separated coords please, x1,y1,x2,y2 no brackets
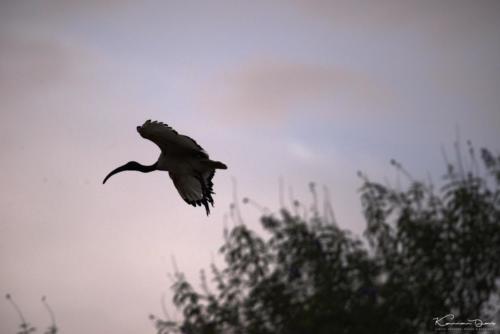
169,171,215,215
137,120,209,158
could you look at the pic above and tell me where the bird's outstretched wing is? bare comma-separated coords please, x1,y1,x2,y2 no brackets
137,120,208,158
169,171,216,215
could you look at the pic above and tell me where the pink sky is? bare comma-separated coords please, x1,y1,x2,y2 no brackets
1,1,499,333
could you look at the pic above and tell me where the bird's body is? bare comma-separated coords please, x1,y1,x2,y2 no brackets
103,120,227,215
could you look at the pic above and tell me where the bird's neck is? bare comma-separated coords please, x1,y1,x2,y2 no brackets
138,162,157,173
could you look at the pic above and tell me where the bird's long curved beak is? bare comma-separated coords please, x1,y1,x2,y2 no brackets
102,164,129,184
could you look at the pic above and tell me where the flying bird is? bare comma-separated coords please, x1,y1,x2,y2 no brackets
103,120,227,215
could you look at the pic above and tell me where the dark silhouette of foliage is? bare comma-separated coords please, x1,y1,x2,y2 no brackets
154,145,500,333
5,294,36,334
5,294,58,334
41,296,58,334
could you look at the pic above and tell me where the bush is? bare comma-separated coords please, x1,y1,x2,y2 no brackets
153,145,500,334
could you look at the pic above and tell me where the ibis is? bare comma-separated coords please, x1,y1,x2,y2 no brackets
103,120,227,215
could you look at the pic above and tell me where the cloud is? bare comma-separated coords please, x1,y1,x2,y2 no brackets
294,0,500,32
286,0,500,133
0,32,75,99
288,141,317,163
0,0,132,20
200,60,394,124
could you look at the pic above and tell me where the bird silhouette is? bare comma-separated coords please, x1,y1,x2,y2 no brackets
103,120,227,215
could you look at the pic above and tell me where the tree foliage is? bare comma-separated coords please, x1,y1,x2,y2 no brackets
153,146,500,334
5,294,57,334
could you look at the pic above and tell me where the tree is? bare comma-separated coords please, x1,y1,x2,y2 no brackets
5,294,58,334
152,145,500,334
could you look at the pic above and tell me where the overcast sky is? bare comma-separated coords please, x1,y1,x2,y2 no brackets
1,1,499,333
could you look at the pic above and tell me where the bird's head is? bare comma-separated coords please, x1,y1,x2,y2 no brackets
103,161,146,184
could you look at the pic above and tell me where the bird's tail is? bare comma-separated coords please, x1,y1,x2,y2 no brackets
205,160,228,170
